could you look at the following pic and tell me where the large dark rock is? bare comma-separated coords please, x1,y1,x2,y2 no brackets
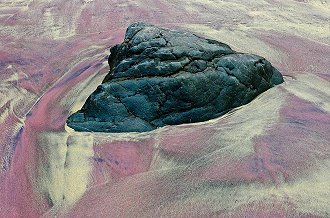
67,22,284,132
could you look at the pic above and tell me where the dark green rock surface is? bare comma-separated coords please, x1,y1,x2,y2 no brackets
67,22,284,132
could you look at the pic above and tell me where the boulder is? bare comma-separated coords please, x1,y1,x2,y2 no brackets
67,22,284,132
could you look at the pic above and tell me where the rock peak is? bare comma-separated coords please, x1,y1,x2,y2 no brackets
124,22,151,41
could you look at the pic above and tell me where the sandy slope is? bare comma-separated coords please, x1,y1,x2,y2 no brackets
0,0,329,217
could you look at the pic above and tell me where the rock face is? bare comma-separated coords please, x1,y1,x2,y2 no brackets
67,22,284,133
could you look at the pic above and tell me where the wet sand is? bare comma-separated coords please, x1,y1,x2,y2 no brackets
0,0,329,217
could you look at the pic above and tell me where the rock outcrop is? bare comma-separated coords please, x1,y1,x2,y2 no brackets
67,22,284,132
